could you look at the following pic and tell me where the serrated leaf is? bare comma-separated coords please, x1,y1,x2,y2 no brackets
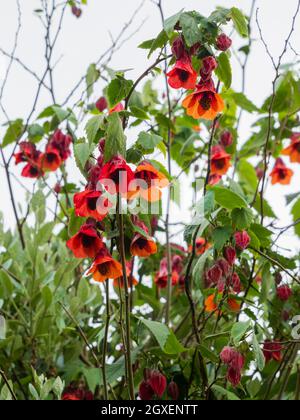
212,186,247,210
215,52,232,89
231,7,249,38
136,131,163,151
107,76,133,109
1,119,24,147
104,113,126,161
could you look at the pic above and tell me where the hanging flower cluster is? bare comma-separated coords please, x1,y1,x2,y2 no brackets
220,347,245,387
14,129,72,179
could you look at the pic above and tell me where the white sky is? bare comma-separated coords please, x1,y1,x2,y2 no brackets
0,0,300,254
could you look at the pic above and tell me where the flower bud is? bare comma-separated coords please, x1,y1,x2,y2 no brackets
171,36,186,60
96,97,107,112
148,371,167,398
217,258,231,278
276,285,292,302
234,231,251,251
168,381,180,400
139,380,154,400
207,265,223,285
224,246,236,266
220,346,235,364
202,56,218,74
216,33,232,51
231,272,242,294
220,131,233,148
72,6,82,18
54,183,61,194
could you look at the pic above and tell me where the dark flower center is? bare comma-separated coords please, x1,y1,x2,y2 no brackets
110,169,125,185
46,153,57,163
30,166,39,176
136,237,148,249
214,158,226,169
295,142,300,152
199,93,213,111
87,197,98,211
82,235,95,248
178,70,189,82
98,263,109,276
278,169,287,180
135,170,157,187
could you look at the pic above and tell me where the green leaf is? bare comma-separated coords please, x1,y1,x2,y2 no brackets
0,315,6,340
193,249,212,287
215,52,232,89
212,226,233,251
231,92,258,112
147,30,168,58
68,210,85,237
86,63,100,97
198,344,219,363
138,318,186,354
292,198,300,237
250,223,272,247
253,195,277,219
130,106,150,120
164,10,184,36
252,334,265,372
104,113,126,161
1,119,24,147
231,320,251,346
107,76,133,109
179,12,201,47
137,131,164,151
212,385,240,400
232,208,253,230
237,159,258,193
85,115,103,145
212,186,247,210
28,124,44,141
74,141,90,172
231,7,249,37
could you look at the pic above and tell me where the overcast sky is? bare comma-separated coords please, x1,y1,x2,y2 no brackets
0,0,300,253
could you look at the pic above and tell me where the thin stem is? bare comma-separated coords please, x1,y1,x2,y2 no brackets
102,280,111,400
0,369,17,400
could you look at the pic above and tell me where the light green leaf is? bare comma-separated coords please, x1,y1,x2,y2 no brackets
137,131,164,151
215,52,232,89
107,76,133,109
104,113,126,161
252,334,265,372
212,186,247,210
1,119,24,147
231,7,249,38
86,63,100,97
231,320,251,345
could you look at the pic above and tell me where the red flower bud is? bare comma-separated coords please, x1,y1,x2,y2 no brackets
275,272,283,285
98,138,106,154
220,346,235,364
139,380,154,400
148,371,167,398
54,183,61,194
220,131,233,148
227,367,241,387
256,167,264,180
168,381,180,400
234,231,251,251
72,6,82,18
202,56,218,75
207,265,223,285
217,258,231,278
96,97,107,112
224,246,236,266
216,33,232,51
276,285,292,302
231,272,242,294
190,42,202,56
171,36,186,60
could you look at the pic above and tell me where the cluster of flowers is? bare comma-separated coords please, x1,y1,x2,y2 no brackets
14,129,72,179
67,146,168,285
204,231,251,314
139,369,179,401
220,346,245,387
269,132,300,186
166,33,231,121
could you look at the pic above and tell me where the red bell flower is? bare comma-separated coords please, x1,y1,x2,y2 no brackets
155,258,179,289
95,96,108,112
217,258,231,278
182,79,224,120
99,155,134,195
148,371,167,399
62,383,93,400
263,340,283,363
39,146,62,172
230,272,242,294
87,247,123,283
227,367,242,388
220,131,233,148
14,141,39,165
220,347,244,387
168,381,180,400
130,221,157,258
276,285,292,302
216,33,232,51
74,189,111,221
207,265,223,285
281,132,300,163
210,145,231,176
21,162,43,178
189,237,211,255
220,346,236,364
67,223,104,259
167,55,198,90
270,158,293,185
129,161,168,202
224,246,236,266
48,129,72,161
208,173,222,186
234,231,251,251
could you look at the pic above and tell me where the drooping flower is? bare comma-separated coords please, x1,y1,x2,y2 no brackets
270,158,293,185
171,36,186,60
39,146,62,172
263,340,283,363
216,33,232,51
21,162,43,178
148,371,167,398
276,285,292,302
62,383,93,400
207,265,223,286
167,55,198,90
14,141,39,165
87,247,123,283
210,145,231,176
281,133,300,163
129,161,168,202
99,155,134,195
139,380,155,400
230,272,242,294
200,56,218,81
234,231,251,251
182,79,224,120
74,189,111,221
220,347,244,387
189,237,210,255
155,257,179,289
48,129,72,161
67,223,104,259
208,173,222,186
130,222,157,258
205,294,218,313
